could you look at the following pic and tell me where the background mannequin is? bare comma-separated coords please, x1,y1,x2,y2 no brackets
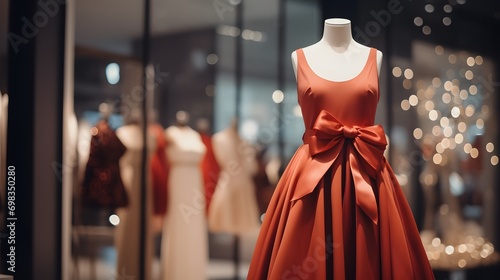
99,102,112,121
209,118,260,279
81,102,128,209
208,118,260,234
291,18,382,81
76,102,116,200
115,108,157,280
174,110,189,126
161,110,207,280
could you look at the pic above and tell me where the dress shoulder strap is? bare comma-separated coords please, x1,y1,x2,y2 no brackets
295,48,305,70
294,49,310,82
364,48,378,77
367,48,376,67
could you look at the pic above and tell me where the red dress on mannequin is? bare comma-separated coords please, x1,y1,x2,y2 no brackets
247,48,434,280
149,123,169,215
200,132,220,214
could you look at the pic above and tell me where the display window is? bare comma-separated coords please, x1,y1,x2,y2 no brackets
1,0,499,279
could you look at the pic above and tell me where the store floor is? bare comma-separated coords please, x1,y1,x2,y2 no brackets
71,226,260,280
74,257,251,280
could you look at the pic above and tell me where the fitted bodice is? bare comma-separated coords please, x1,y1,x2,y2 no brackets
296,48,379,130
212,128,257,175
165,125,206,166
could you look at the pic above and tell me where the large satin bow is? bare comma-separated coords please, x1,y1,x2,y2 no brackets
294,110,387,224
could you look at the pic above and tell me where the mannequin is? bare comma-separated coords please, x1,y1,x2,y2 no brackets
161,110,207,280
174,110,189,126
291,18,382,81
209,118,260,279
247,18,435,280
99,102,113,120
208,118,260,234
81,103,128,209
115,109,157,280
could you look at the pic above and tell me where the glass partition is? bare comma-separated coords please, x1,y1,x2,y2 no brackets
70,1,146,279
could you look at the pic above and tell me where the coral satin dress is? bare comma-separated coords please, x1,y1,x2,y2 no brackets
247,48,434,280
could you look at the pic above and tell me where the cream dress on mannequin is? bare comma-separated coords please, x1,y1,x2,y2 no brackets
162,125,207,280
208,123,260,234
115,124,156,280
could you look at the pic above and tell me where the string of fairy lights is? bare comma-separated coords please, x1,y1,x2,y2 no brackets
395,48,498,168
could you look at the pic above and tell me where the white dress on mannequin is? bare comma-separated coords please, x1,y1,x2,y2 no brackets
208,123,260,234
162,125,207,280
115,124,156,280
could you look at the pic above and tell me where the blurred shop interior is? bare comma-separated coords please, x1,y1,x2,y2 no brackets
1,0,500,279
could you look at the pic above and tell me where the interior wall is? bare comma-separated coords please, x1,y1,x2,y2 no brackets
0,0,8,93
4,0,65,279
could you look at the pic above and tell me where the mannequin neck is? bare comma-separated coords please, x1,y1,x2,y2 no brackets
230,118,238,131
125,120,140,126
321,18,353,51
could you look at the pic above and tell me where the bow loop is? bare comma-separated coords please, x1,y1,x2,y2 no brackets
301,110,387,224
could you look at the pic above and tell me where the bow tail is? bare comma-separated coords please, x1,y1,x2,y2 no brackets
349,152,379,224
291,142,344,201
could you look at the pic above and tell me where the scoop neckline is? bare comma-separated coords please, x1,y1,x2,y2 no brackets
299,48,373,83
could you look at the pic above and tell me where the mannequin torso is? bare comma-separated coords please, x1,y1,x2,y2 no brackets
292,18,382,81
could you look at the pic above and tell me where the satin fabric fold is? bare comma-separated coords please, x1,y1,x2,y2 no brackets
297,110,386,224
